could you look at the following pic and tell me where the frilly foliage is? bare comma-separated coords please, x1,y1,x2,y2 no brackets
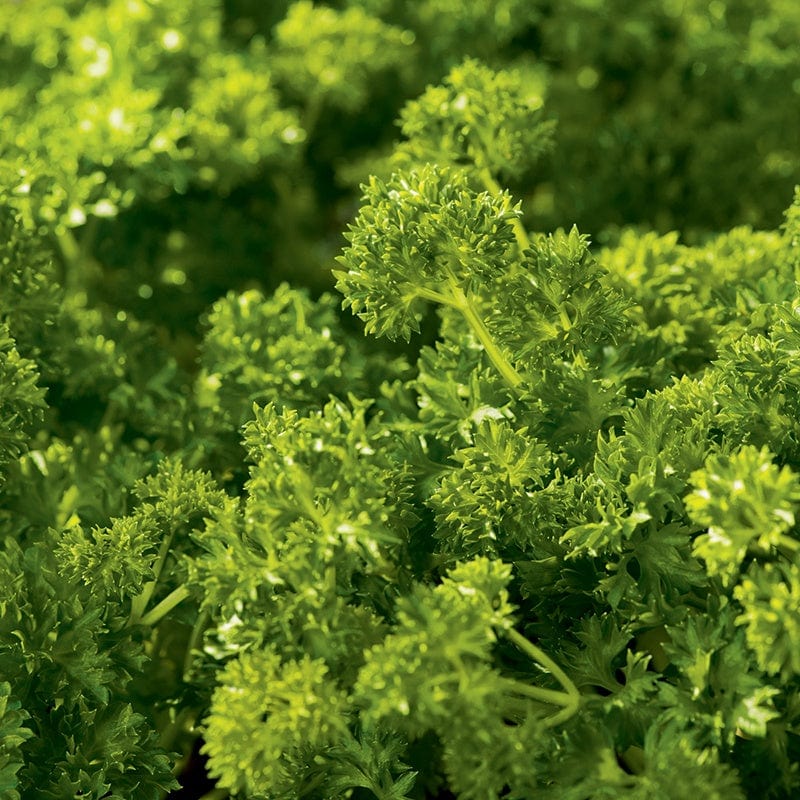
2,3,800,799
393,58,555,186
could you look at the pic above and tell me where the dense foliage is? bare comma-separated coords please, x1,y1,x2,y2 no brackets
2,1,800,799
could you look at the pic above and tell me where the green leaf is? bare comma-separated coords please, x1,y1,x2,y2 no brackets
0,682,32,800
203,648,350,799
687,445,800,583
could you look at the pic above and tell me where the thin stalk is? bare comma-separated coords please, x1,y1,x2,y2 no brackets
449,282,524,391
150,530,175,586
292,291,307,332
56,224,102,292
57,228,80,273
98,402,118,432
128,591,150,626
183,609,210,680
129,530,176,625
139,585,191,627
506,628,580,726
412,267,525,392
499,676,576,708
506,628,580,701
541,699,581,728
478,167,530,253
413,286,457,306
160,706,195,753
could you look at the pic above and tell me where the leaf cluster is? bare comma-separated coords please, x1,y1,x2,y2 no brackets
3,11,800,800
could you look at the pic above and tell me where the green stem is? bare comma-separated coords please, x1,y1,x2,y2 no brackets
139,585,191,627
292,292,307,333
56,223,102,293
412,269,525,392
414,286,456,306
183,609,210,680
98,402,118,432
57,228,80,265
506,628,580,727
128,590,150,626
160,707,195,753
129,531,176,625
541,698,581,728
478,168,530,253
56,229,81,292
450,283,524,391
507,628,579,698
499,676,576,708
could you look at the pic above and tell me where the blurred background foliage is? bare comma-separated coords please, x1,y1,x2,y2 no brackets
1,4,799,794
2,0,799,339
1,0,798,464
